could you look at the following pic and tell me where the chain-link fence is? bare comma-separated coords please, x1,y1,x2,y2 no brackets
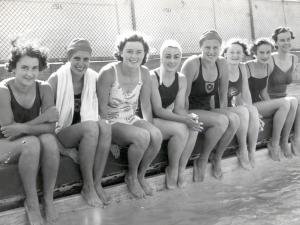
0,0,299,63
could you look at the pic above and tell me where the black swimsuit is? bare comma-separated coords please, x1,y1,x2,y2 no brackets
189,58,220,110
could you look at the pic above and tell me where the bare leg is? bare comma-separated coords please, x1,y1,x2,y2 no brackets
281,97,297,158
134,120,162,195
112,123,150,199
178,129,198,188
191,110,229,182
94,120,112,205
244,105,260,167
39,134,60,223
255,99,290,161
226,106,252,170
154,119,188,190
57,121,102,207
19,137,43,225
212,108,240,179
292,97,300,155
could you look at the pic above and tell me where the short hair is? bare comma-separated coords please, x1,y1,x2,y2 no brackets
271,26,295,42
113,32,149,65
160,39,182,58
250,38,274,56
7,38,48,72
221,38,250,57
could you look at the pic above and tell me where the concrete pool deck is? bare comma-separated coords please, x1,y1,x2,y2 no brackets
0,147,286,225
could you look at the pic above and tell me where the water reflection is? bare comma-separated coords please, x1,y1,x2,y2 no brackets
58,157,300,225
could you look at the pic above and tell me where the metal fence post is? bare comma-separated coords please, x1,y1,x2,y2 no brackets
130,0,137,31
248,0,255,40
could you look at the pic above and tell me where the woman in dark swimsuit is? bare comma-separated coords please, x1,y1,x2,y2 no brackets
0,39,59,225
222,39,260,168
150,40,203,189
181,30,240,181
268,27,300,156
246,38,291,160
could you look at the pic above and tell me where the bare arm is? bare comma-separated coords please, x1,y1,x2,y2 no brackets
218,58,229,108
96,65,114,120
240,64,252,104
140,67,153,123
180,56,198,110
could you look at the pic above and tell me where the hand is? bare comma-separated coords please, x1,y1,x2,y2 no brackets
1,123,27,140
43,106,59,123
186,114,204,132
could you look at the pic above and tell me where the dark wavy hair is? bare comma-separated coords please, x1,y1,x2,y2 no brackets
7,38,48,72
221,38,250,57
113,32,149,65
271,26,295,42
250,38,274,57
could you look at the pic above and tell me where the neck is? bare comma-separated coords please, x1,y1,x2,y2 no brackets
277,50,289,60
160,67,176,79
13,79,33,94
121,63,139,77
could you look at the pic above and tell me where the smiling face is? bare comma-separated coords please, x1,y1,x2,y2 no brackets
200,39,221,62
121,41,145,69
225,44,244,65
256,44,272,64
69,50,91,77
276,31,292,53
161,46,182,72
13,55,39,87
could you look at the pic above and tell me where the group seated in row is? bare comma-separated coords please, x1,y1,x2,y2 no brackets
0,26,299,225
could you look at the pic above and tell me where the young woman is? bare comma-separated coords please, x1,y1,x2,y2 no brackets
48,38,112,207
181,30,240,181
222,39,260,167
268,27,300,156
97,32,162,199
246,38,291,160
150,40,203,189
0,39,59,225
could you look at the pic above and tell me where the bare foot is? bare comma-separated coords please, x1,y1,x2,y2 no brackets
267,143,281,161
164,166,177,190
138,175,154,196
44,200,58,224
24,200,44,225
81,185,102,207
211,156,223,180
281,142,293,159
177,168,187,189
248,150,256,168
193,159,206,182
291,138,300,156
125,174,145,199
236,148,251,170
95,180,112,205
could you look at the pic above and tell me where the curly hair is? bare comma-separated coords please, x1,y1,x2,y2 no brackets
221,38,250,57
271,26,295,42
7,38,48,72
113,32,149,65
250,38,274,57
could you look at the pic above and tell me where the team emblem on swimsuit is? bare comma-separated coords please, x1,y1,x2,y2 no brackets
205,82,215,93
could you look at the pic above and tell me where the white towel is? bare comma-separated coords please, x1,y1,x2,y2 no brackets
55,62,99,133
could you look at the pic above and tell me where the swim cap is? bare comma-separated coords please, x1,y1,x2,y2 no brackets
67,38,92,56
199,30,222,47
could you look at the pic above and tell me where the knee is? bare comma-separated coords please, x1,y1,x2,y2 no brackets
39,133,59,156
21,136,41,159
81,121,99,139
213,115,229,133
280,100,291,113
172,123,189,141
289,97,298,112
98,120,112,138
248,105,259,118
132,129,151,150
149,126,163,147
227,112,240,130
238,107,249,122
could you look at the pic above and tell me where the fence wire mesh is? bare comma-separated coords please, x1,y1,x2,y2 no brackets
0,0,299,63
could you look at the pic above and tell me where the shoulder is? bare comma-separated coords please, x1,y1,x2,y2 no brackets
37,80,53,96
182,55,199,67
0,80,11,101
177,72,187,87
140,65,151,79
216,57,228,67
47,72,58,84
97,62,116,83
